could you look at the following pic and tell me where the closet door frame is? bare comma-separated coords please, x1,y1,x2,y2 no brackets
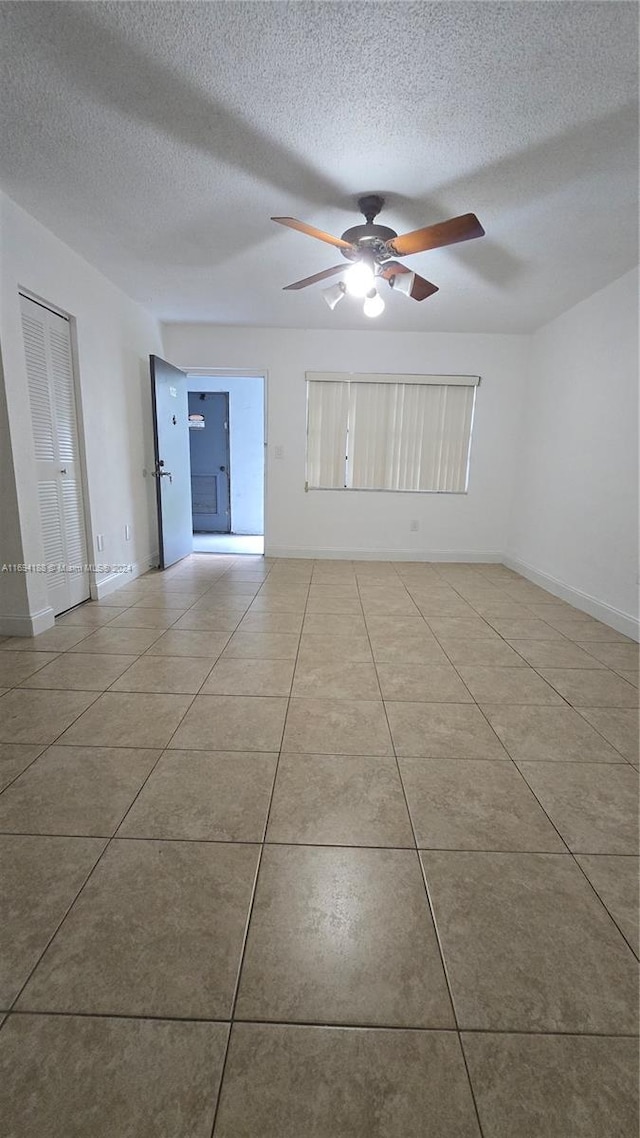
19,289,93,616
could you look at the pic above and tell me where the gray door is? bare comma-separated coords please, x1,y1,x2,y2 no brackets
188,392,231,533
150,355,192,568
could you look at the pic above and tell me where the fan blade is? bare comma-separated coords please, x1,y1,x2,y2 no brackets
272,216,354,251
379,262,439,301
386,213,485,257
283,265,346,291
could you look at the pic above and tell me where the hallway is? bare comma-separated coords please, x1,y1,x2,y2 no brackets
0,555,637,1136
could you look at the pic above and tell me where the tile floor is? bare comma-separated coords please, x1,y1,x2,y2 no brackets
0,555,638,1137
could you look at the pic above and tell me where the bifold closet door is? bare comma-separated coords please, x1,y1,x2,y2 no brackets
20,294,90,615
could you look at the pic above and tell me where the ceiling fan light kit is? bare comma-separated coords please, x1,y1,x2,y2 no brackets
363,288,385,318
272,195,485,320
321,281,347,310
388,271,416,298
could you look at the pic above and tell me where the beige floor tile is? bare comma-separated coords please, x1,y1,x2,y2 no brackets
438,637,527,667
305,595,364,615
1,627,93,652
0,743,45,792
576,707,639,761
576,641,639,670
364,615,429,638
0,689,99,745
302,614,367,637
422,850,638,1032
462,1033,639,1138
248,595,307,613
482,704,625,762
68,627,163,655
0,746,159,836
201,657,294,696
19,653,137,691
169,694,287,751
369,635,449,665
222,631,299,660
517,761,639,854
618,669,639,687
457,665,563,705
292,659,380,700
427,616,495,640
236,610,303,634
133,592,205,609
307,584,359,599
190,597,252,616
376,663,473,702
484,616,564,640
56,604,126,626
414,597,479,617
266,754,414,847
0,834,106,1006
549,619,633,643
0,1015,228,1138
361,598,420,617
18,839,259,1018
465,601,531,619
575,854,639,955
525,601,592,622
235,845,454,1027
57,692,193,748
106,608,186,629
119,750,277,841
0,651,60,687
215,1024,481,1138
503,582,561,604
282,698,393,756
297,634,373,663
538,667,638,707
171,610,242,632
109,655,214,694
507,638,605,668
400,759,565,852
386,702,506,759
145,629,230,658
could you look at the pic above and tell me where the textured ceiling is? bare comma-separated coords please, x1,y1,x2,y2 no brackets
0,1,637,332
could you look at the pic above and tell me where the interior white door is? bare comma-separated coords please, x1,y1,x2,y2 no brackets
20,294,90,615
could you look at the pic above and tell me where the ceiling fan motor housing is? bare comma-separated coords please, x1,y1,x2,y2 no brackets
340,193,398,260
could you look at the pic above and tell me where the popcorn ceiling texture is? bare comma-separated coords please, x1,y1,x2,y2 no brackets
0,0,637,331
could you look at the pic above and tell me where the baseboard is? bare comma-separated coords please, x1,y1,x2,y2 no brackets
90,553,159,600
503,555,640,641
0,606,55,637
264,546,503,563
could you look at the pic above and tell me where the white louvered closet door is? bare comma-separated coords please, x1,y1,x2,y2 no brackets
20,295,90,615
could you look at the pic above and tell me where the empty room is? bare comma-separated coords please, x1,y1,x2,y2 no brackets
0,2,638,1135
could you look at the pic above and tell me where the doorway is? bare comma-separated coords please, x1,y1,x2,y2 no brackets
187,375,265,555
20,292,91,615
188,392,231,534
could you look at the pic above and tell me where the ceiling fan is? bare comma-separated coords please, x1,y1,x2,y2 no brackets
271,195,485,317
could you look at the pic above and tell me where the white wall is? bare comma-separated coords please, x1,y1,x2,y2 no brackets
187,375,264,534
0,193,163,633
163,324,527,560
507,267,639,636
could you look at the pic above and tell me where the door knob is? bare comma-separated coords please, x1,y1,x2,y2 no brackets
219,466,225,472
60,468,67,474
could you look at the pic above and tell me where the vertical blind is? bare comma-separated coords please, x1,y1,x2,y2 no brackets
306,372,479,492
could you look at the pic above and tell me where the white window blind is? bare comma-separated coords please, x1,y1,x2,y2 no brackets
306,379,349,489
306,372,478,492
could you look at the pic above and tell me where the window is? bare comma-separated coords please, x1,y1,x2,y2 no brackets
305,372,479,492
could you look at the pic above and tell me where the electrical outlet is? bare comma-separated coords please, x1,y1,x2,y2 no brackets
409,519,419,532
274,445,284,460
96,534,104,552
124,525,131,542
